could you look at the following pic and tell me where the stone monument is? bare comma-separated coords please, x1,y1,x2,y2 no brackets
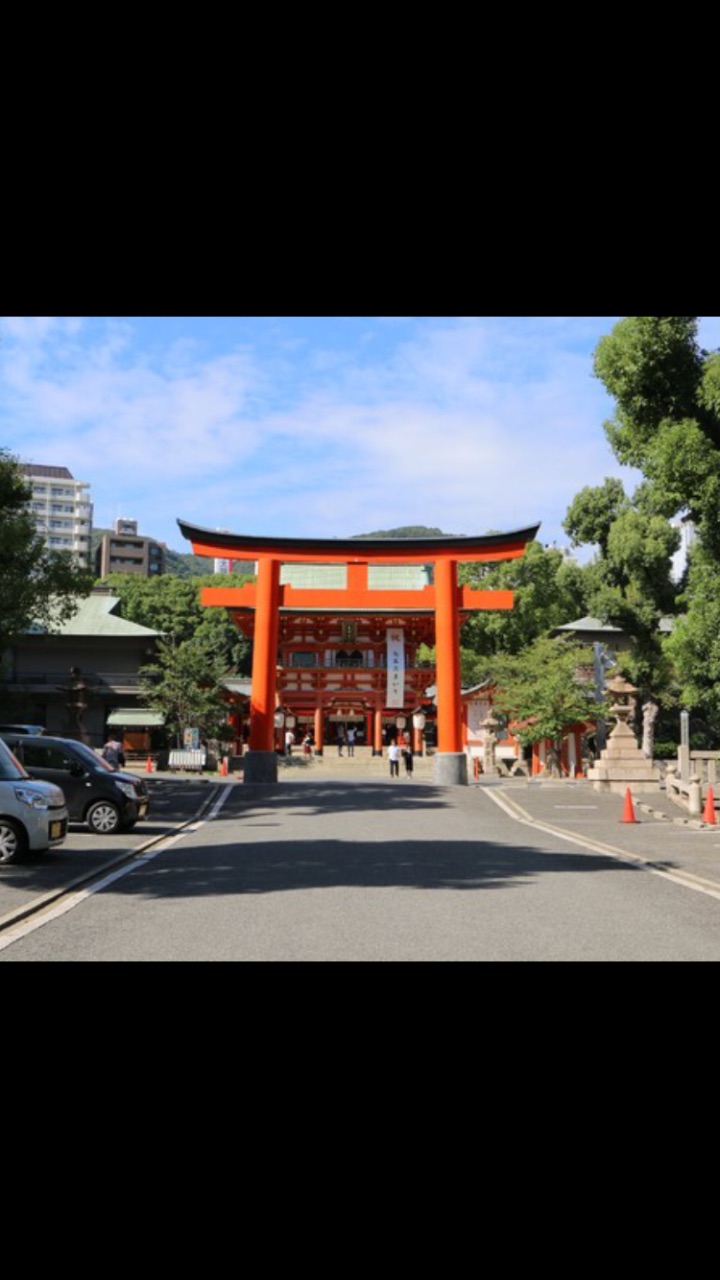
587,674,661,794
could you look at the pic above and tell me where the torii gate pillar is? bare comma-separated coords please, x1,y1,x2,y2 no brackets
433,557,468,786
243,556,281,784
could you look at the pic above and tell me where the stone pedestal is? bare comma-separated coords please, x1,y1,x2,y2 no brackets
242,750,279,785
587,674,660,794
433,752,469,786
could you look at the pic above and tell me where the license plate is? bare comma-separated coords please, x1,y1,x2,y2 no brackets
50,820,64,840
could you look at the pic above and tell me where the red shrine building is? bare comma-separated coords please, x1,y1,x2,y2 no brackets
178,522,539,784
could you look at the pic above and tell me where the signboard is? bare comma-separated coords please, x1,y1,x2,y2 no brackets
184,727,200,749
386,627,405,708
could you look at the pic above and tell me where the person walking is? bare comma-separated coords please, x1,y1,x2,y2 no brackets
337,726,345,756
402,743,414,776
347,726,356,757
101,734,125,770
388,740,400,778
285,727,295,756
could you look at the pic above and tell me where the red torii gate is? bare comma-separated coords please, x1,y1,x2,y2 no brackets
178,521,539,784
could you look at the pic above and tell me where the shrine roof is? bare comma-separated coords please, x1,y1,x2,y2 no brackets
178,520,541,562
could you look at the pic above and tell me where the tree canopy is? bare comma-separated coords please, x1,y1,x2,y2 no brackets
459,540,591,663
97,571,251,672
484,636,600,755
593,316,720,553
139,633,235,747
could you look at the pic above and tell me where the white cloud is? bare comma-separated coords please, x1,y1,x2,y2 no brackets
1,315,714,554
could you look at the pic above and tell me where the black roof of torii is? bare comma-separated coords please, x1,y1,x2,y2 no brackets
177,520,541,562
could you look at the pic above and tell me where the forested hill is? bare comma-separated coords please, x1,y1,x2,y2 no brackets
352,526,459,539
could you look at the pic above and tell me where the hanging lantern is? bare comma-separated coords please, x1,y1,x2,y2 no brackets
413,711,426,731
286,715,296,728
273,710,285,729
396,715,406,729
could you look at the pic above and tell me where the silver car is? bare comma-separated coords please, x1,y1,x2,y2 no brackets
0,736,69,863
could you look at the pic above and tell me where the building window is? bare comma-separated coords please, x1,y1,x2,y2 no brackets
291,652,316,668
335,650,363,668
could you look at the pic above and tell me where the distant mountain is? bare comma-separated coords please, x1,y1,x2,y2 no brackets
352,526,459,539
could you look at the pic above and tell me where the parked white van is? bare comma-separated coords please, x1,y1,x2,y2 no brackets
0,736,68,863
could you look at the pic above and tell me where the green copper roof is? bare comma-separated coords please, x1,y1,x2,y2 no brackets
555,616,623,634
29,594,161,638
106,708,165,726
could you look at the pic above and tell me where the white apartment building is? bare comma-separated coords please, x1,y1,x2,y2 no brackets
21,464,93,567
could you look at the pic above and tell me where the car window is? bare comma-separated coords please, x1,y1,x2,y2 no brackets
0,737,28,781
65,741,111,772
22,743,75,771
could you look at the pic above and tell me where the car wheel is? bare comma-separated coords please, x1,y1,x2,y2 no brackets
86,801,122,834
0,818,27,864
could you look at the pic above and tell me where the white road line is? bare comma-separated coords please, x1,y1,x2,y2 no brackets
0,786,233,953
481,787,720,904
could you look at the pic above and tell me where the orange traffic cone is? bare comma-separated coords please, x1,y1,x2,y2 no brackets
621,787,638,824
146,756,153,773
220,757,228,776
703,785,716,824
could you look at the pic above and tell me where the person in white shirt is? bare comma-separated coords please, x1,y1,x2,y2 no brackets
388,740,400,777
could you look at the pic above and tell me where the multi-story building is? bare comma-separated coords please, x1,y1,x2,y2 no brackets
96,518,166,578
20,464,93,567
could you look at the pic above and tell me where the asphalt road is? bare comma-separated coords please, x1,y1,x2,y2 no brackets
4,772,720,961
0,775,219,925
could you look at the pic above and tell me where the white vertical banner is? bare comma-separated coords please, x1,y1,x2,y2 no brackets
386,627,405,708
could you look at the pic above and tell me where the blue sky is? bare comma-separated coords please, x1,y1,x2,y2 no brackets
2,315,719,559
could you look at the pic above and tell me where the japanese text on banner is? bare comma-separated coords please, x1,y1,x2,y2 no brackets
386,627,405,708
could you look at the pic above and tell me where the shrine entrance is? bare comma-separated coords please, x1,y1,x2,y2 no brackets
178,522,539,785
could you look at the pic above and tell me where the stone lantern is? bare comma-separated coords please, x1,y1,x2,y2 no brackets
481,712,499,775
587,673,660,794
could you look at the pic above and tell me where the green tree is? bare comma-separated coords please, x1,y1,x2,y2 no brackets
485,636,601,774
562,485,679,748
562,478,630,557
663,546,720,732
459,540,592,659
98,571,251,671
139,634,233,747
560,315,720,746
0,448,92,663
593,316,714,466
562,315,720,736
593,316,720,551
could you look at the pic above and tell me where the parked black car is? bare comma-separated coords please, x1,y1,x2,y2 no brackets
0,733,149,834
0,724,46,734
